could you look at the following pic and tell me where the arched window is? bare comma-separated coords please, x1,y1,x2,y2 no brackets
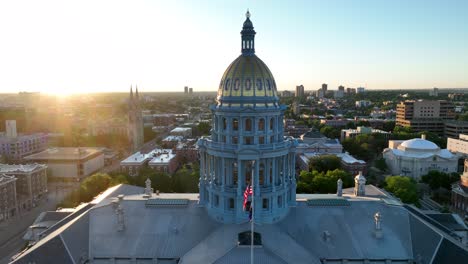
245,118,252,131
258,118,265,131
223,118,227,130
270,117,274,130
233,119,238,131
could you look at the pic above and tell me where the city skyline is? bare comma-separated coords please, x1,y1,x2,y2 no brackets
0,0,467,95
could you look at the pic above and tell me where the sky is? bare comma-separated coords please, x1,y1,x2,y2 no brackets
0,0,467,95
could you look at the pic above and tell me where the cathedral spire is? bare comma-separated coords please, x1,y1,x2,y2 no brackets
135,85,139,99
241,9,256,56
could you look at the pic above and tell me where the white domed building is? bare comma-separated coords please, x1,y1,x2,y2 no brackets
383,135,459,179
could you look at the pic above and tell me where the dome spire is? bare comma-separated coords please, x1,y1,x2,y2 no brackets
241,9,256,56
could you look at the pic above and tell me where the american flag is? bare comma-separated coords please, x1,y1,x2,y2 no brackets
243,185,253,210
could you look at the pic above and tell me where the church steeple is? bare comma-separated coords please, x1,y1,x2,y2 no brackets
241,9,256,56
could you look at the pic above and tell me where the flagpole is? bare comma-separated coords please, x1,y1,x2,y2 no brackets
251,160,254,264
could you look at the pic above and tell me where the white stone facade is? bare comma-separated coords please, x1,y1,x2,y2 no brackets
383,136,458,179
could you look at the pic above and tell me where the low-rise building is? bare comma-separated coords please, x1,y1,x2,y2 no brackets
24,148,104,180
121,148,178,176
170,127,192,138
297,152,366,175
340,126,391,142
296,139,343,155
355,100,371,108
161,135,184,148
175,142,199,164
148,150,178,174
0,163,47,212
383,135,458,179
0,174,17,222
445,120,468,139
447,134,468,156
0,121,48,161
320,119,350,128
452,159,468,218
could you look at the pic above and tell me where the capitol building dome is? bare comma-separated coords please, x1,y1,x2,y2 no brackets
198,11,297,224
216,10,279,108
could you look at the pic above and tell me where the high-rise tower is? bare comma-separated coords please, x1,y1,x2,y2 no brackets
128,86,144,152
198,11,298,224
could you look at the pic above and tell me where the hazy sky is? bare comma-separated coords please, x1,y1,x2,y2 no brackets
0,0,467,94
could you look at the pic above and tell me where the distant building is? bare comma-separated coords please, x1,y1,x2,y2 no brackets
0,163,47,212
341,126,391,142
161,135,184,148
334,85,344,98
0,174,17,222
445,120,468,139
0,121,48,162
429,87,439,97
448,93,464,101
24,147,104,179
315,88,324,98
396,100,455,135
189,87,193,94
170,127,192,138
320,119,350,128
451,159,468,218
355,100,372,108
175,141,199,164
383,135,458,179
128,86,144,152
297,152,366,175
356,87,365,94
281,90,293,97
184,86,188,94
87,118,127,136
120,148,177,176
447,134,468,156
148,150,178,174
296,138,343,155
346,87,356,94
321,83,328,95
295,85,304,97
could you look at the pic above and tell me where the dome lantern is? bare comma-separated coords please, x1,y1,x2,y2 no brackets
241,9,256,56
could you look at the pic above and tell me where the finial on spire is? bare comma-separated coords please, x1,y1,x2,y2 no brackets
246,9,250,19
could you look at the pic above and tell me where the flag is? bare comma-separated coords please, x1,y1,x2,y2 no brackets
243,185,253,210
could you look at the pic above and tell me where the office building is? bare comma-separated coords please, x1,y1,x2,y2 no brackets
396,100,455,135
295,85,304,97
445,120,468,139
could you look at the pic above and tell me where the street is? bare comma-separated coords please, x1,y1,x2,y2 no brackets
0,182,76,264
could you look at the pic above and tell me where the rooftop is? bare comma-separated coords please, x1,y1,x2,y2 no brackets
24,147,103,161
0,163,47,174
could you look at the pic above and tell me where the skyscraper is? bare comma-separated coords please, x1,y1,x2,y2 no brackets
295,85,304,97
128,86,144,152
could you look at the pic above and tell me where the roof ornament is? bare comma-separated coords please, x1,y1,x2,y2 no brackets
374,212,383,238
354,171,366,197
115,195,125,232
144,178,153,197
336,178,343,197
246,9,250,18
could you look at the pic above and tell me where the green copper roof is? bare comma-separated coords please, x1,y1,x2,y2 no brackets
216,55,279,106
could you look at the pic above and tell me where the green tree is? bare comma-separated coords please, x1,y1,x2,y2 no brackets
308,155,342,172
196,122,211,136
384,176,419,204
421,171,459,190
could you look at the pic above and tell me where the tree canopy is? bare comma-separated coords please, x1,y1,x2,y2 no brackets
297,169,353,194
384,176,419,204
308,155,342,172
